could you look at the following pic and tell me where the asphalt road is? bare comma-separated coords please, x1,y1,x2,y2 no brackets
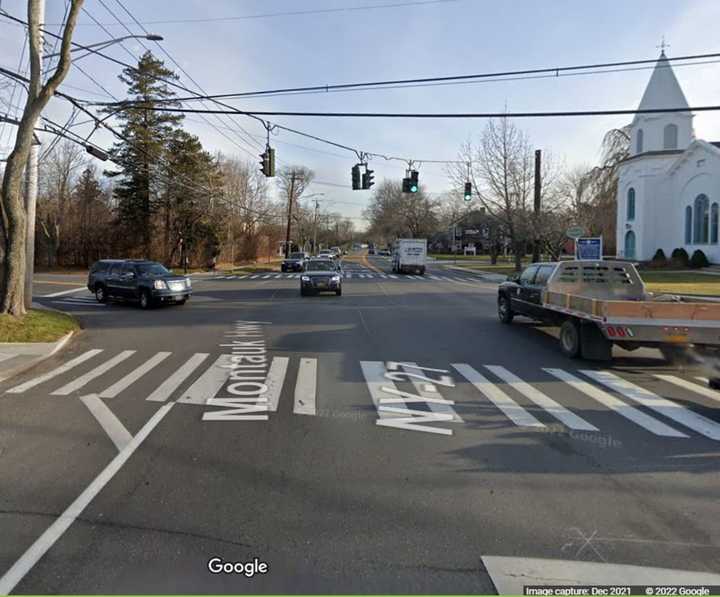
1,256,719,593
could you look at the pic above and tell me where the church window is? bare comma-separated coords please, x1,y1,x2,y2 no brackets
627,188,635,221
694,194,710,244
624,231,636,260
636,129,644,153
663,124,678,150
685,206,692,244
712,203,719,244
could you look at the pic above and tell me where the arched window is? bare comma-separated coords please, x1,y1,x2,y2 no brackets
685,205,693,244
627,188,635,221
694,194,710,244
712,203,719,244
636,129,644,154
663,124,678,150
624,230,636,259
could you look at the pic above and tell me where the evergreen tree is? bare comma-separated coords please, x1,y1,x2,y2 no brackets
104,51,183,257
74,167,104,265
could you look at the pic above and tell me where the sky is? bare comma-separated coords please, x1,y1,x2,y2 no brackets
1,0,720,230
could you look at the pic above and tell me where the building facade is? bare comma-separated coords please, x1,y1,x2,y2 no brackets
616,51,720,263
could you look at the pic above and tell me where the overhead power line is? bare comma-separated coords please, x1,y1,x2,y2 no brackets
45,0,460,26
94,51,720,105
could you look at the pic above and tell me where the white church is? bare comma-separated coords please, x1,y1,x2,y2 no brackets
615,50,720,263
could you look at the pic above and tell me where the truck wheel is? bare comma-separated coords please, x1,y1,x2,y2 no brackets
498,295,514,324
336,288,342,296
418,267,425,276
659,345,692,365
95,284,107,303
709,378,720,390
560,320,581,358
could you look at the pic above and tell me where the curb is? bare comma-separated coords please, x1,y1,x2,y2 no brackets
0,331,76,383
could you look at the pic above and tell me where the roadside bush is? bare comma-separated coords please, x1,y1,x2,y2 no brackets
650,248,668,268
670,248,690,268
690,249,710,269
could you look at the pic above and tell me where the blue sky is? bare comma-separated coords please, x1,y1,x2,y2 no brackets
2,0,720,229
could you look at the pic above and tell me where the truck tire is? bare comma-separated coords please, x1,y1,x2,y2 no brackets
95,284,107,303
560,319,581,358
580,322,613,361
659,345,692,365
498,295,514,324
139,289,153,310
418,267,425,276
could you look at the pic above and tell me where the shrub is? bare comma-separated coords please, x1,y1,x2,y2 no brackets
670,248,690,268
650,248,668,268
690,249,710,269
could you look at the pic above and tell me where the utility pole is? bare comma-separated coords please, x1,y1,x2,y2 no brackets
284,170,296,258
532,149,542,263
24,0,45,310
312,199,319,254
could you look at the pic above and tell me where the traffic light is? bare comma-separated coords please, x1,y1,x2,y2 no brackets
464,181,472,201
402,177,411,193
351,164,361,190
409,170,419,193
362,168,374,190
260,147,276,177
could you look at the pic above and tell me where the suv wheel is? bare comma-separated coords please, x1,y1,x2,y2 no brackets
95,285,107,303
139,290,152,310
498,295,513,324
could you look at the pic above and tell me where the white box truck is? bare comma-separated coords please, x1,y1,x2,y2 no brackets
392,238,427,275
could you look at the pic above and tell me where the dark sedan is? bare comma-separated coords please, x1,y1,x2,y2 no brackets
300,259,342,296
281,251,308,272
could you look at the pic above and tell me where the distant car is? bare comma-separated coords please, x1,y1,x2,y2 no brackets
300,259,342,296
89,259,191,309
317,249,336,260
330,246,342,257
378,250,391,257
368,248,376,255
281,251,308,272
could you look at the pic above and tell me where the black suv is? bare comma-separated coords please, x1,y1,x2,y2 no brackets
88,259,191,309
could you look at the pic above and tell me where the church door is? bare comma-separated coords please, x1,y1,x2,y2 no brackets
624,231,636,260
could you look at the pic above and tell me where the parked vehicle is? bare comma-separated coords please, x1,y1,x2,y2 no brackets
497,260,720,361
89,259,191,309
300,259,343,296
282,251,308,272
392,238,427,275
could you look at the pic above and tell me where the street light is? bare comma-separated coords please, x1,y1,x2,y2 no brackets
43,34,164,60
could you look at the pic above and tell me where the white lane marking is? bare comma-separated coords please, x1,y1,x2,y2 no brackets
360,361,453,435
0,353,16,364
0,402,174,596
79,394,133,451
293,358,317,415
403,362,463,423
51,351,136,396
55,300,106,308
99,352,172,399
265,356,289,412
485,365,597,431
654,374,720,404
581,370,720,441
41,286,88,298
452,363,544,428
6,349,104,394
178,354,231,405
146,353,209,402
545,368,687,438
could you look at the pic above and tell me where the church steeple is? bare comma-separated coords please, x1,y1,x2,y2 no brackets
630,49,694,155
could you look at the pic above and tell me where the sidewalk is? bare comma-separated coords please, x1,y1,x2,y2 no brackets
0,330,75,382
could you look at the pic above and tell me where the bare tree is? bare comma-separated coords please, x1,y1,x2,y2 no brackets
0,0,84,316
277,165,314,255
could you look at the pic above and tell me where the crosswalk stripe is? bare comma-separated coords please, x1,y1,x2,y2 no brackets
345,272,352,279
265,356,289,412
178,354,231,405
388,274,398,279
360,361,453,435
654,374,720,404
545,368,687,438
52,350,136,396
403,362,463,423
237,275,248,280
452,363,544,427
274,274,283,279
294,358,317,415
249,275,260,279
439,276,454,281
6,349,104,394
0,353,16,364
261,274,272,279
146,353,209,402
378,273,388,279
695,376,709,384
485,365,598,431
581,370,720,440
428,275,441,280
99,352,172,399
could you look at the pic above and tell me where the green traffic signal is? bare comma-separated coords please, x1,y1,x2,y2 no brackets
410,184,418,193
463,181,472,201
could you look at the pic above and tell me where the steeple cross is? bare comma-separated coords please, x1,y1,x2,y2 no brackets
657,36,670,53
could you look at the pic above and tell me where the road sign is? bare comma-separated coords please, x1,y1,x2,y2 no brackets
566,225,586,239
575,237,603,260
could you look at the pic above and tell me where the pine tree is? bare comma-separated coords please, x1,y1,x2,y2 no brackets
104,51,183,258
74,167,104,265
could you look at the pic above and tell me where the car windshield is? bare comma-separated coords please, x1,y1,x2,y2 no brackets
306,261,335,271
136,263,170,276
289,252,305,259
